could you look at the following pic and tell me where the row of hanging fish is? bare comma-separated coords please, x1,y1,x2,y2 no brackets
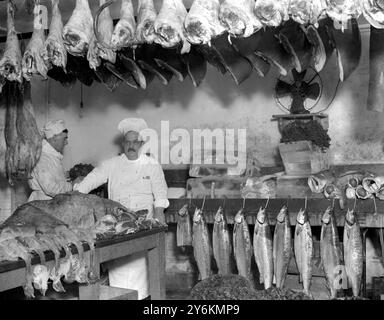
308,171,384,208
177,202,364,299
0,192,165,298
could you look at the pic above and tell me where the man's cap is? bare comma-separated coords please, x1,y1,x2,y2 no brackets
118,118,148,139
42,120,68,139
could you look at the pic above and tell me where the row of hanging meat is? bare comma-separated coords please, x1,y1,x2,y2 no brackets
0,0,384,111
177,203,364,299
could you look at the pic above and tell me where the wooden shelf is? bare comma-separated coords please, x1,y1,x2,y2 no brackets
165,198,384,228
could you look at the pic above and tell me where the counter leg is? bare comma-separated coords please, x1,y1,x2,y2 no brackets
148,232,166,300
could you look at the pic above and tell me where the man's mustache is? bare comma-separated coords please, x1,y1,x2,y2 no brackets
128,148,136,152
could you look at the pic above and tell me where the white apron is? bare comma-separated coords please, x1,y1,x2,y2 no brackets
107,156,155,300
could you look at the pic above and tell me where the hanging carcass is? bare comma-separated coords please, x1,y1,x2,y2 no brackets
219,0,262,38
253,0,289,27
153,0,191,54
184,0,226,45
136,0,157,44
361,0,384,29
0,1,23,88
22,0,49,81
325,0,361,26
62,0,94,56
88,0,116,70
4,81,42,184
111,0,137,49
42,0,67,71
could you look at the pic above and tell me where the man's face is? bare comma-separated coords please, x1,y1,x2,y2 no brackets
122,131,143,160
48,131,68,154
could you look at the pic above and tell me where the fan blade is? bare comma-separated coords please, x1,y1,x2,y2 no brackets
275,80,293,98
304,82,320,100
292,68,307,81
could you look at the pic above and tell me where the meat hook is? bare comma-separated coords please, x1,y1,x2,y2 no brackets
94,0,117,51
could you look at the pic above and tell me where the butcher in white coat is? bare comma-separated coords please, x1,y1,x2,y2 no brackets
74,118,169,299
28,120,72,202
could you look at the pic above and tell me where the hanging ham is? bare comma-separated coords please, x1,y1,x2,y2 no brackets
88,0,116,70
136,0,157,44
367,26,384,112
4,81,42,184
22,0,49,81
184,0,225,45
153,0,191,54
111,0,136,49
325,0,361,26
330,18,361,82
219,0,262,38
0,1,23,85
288,0,327,26
42,0,67,71
253,0,289,27
63,0,94,56
361,0,384,29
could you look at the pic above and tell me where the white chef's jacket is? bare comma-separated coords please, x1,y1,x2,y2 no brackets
74,153,169,299
28,140,72,202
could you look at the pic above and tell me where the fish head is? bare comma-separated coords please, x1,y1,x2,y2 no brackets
296,209,308,225
348,177,359,188
308,174,328,193
214,207,225,223
345,209,356,225
32,265,49,295
276,205,288,223
185,20,211,45
193,208,203,223
256,207,267,224
178,204,189,217
234,208,245,224
321,206,333,225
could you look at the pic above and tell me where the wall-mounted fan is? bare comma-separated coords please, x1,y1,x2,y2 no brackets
274,67,323,114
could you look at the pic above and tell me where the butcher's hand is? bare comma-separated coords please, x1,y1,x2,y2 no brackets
154,207,166,225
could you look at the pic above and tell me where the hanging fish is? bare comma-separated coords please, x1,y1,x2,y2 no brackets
273,205,292,289
254,28,295,76
253,206,273,289
303,25,327,72
192,207,213,280
213,206,235,275
294,208,313,298
367,26,384,112
330,18,361,82
136,0,157,44
320,206,344,299
176,204,193,248
343,208,363,297
233,208,253,283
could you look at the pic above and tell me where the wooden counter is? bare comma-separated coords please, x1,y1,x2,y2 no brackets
0,227,167,300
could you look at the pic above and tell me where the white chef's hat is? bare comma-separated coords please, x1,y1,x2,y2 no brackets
42,120,68,139
118,118,148,140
